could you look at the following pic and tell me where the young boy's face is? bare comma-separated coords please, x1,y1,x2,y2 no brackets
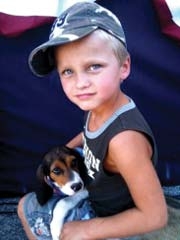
55,31,130,112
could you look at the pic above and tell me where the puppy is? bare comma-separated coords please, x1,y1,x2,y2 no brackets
35,145,93,240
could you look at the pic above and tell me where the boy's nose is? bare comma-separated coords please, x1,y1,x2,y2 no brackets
75,74,91,89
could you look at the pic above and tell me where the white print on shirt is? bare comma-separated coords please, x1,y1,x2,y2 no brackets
83,137,100,179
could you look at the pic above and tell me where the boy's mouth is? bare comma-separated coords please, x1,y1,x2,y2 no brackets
76,93,96,100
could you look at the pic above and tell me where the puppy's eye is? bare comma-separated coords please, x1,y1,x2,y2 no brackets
71,158,78,169
52,167,64,175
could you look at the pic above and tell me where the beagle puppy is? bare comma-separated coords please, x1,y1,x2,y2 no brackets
35,146,92,240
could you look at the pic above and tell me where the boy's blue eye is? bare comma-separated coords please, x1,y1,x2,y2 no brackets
62,69,73,76
89,64,101,71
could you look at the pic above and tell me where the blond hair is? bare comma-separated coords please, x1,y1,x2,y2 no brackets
93,29,130,66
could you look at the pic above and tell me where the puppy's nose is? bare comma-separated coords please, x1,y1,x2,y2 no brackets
71,182,83,192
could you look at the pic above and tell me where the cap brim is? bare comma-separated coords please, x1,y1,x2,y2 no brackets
29,26,97,77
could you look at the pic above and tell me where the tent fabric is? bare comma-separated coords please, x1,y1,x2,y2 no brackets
0,0,180,198
0,23,84,196
0,12,54,37
152,0,180,42
0,0,96,37
0,0,57,37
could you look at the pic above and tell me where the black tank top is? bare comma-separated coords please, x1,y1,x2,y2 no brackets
83,98,158,217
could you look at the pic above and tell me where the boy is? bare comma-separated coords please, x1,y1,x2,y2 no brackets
18,2,167,239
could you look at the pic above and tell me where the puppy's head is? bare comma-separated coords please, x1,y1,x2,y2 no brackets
36,146,86,205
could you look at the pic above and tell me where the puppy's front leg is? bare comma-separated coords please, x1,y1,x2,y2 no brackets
50,189,88,240
50,203,65,240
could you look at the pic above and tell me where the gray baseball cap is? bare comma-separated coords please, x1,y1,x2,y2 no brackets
29,1,127,77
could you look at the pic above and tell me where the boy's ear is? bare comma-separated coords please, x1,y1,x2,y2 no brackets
120,56,131,81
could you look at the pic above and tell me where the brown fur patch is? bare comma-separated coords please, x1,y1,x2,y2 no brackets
49,156,78,187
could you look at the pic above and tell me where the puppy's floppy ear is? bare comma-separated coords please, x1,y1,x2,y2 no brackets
35,164,53,206
36,164,45,183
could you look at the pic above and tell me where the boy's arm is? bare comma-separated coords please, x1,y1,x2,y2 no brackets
60,130,168,239
66,132,83,148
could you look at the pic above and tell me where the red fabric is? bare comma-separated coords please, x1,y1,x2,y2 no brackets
0,12,54,37
153,0,180,42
